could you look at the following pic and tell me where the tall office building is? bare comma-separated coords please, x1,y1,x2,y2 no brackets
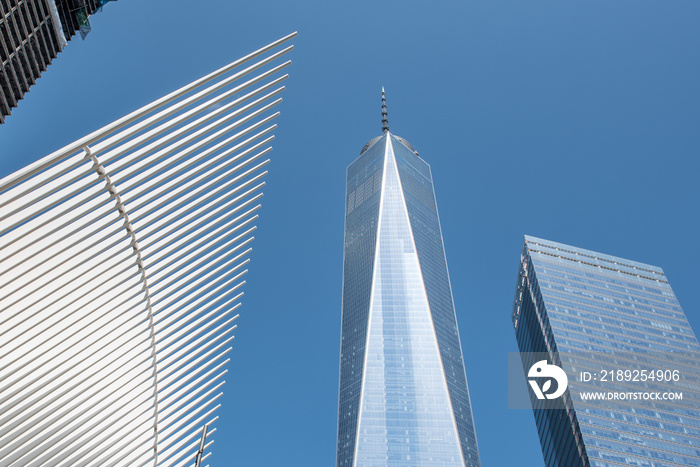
336,90,481,467
0,33,295,466
512,235,700,466
0,0,106,123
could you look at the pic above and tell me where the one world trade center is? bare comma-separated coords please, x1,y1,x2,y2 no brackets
335,90,481,467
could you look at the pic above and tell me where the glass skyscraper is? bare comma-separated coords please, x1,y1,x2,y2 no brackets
335,91,481,467
512,235,700,466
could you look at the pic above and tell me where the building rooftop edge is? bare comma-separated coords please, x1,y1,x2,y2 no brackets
523,235,666,276
360,132,418,156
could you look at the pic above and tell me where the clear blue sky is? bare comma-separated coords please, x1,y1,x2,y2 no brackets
2,1,699,465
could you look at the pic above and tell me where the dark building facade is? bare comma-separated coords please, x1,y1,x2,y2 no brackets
513,236,700,466
0,0,103,123
336,92,481,467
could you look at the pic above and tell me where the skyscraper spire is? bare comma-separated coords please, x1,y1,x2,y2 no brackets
381,87,389,133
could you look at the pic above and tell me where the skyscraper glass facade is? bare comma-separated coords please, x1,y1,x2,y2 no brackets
512,235,700,466
337,132,480,467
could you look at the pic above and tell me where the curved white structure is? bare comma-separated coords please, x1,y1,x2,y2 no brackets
0,32,295,467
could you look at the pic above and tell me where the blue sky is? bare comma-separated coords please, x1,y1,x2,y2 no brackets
2,1,699,465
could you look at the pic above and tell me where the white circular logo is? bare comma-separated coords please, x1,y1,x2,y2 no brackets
527,360,568,400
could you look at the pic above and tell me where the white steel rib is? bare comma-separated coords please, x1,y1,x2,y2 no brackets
0,31,296,467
